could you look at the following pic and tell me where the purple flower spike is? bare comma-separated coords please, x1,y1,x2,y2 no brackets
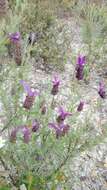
49,122,62,138
77,101,84,112
51,75,60,95
78,56,86,66
57,107,72,123
58,123,70,137
8,32,22,66
20,80,39,97
9,32,21,43
23,96,35,109
20,80,39,109
49,123,58,130
76,55,86,80
49,123,70,138
32,119,40,132
98,82,106,99
10,127,19,143
52,75,60,86
22,127,31,143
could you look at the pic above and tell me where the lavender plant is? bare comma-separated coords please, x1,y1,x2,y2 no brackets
0,1,107,190
0,66,106,189
75,55,86,80
8,32,22,65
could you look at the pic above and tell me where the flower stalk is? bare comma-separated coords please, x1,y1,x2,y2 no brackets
9,32,22,66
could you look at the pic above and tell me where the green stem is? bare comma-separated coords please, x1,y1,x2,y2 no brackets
46,137,78,180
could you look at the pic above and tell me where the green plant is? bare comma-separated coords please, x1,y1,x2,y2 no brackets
0,1,107,190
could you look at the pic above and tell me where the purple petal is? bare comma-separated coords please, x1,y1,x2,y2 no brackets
9,32,21,42
57,107,72,124
20,80,33,96
78,56,86,66
49,123,58,130
99,81,104,89
33,90,40,96
58,107,72,117
10,127,19,142
32,119,40,132
22,127,31,143
58,106,64,114
49,122,70,138
52,75,60,86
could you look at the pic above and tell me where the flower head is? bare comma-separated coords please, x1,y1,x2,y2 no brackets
51,75,60,95
8,32,22,66
77,101,84,112
98,82,106,99
20,80,39,109
78,56,86,66
10,125,33,144
57,107,72,123
10,127,19,143
60,123,70,137
32,119,40,132
9,32,21,43
20,80,39,97
49,123,58,131
22,126,31,144
49,122,70,138
76,55,86,80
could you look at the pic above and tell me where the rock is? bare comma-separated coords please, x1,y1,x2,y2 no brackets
20,184,27,190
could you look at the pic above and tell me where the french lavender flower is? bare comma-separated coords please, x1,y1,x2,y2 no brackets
56,107,72,124
51,75,60,95
32,119,40,132
0,0,7,17
9,32,21,42
49,123,70,138
22,126,31,144
60,123,70,138
98,82,106,99
77,101,84,112
10,125,32,144
10,127,19,143
76,55,86,80
20,80,39,109
9,32,22,65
